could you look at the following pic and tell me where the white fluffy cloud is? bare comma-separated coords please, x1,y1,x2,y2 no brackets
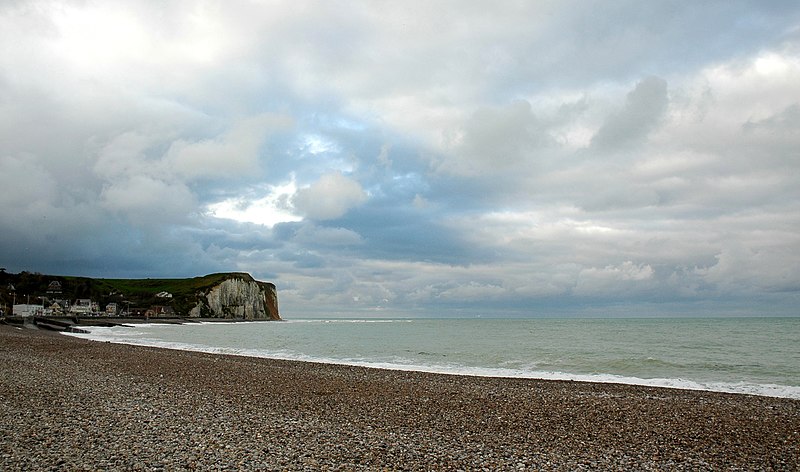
165,114,293,180
292,172,368,220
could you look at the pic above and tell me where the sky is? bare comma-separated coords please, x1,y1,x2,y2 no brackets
1,1,799,317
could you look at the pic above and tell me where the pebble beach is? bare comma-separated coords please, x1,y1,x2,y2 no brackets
1,325,798,470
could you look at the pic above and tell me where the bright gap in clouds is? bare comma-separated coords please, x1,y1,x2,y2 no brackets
50,2,227,79
51,4,147,72
207,182,302,227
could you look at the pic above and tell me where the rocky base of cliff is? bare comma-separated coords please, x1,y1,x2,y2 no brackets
1,326,797,470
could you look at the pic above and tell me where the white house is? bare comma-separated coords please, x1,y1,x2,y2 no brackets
70,299,94,315
13,304,44,317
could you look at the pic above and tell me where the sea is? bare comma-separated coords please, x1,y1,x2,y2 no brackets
66,317,800,399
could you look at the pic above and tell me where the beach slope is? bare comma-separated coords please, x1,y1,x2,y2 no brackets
1,325,797,470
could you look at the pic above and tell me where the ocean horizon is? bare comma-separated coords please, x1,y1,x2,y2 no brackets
67,316,800,400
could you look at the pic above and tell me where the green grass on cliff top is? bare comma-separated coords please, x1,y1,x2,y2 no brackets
70,272,255,298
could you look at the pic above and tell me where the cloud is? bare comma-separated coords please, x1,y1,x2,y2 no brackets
437,100,554,177
292,172,368,220
100,175,196,226
695,240,800,295
591,76,669,150
165,114,293,180
574,261,655,297
0,154,57,217
291,224,364,248
1,2,799,316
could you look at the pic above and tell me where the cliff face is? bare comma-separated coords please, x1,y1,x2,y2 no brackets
188,275,281,320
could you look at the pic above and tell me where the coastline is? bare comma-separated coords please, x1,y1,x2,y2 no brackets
61,316,800,400
1,325,798,470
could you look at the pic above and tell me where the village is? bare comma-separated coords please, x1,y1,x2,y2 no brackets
1,277,175,319
0,270,281,324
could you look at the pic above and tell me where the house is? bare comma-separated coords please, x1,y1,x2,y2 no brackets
13,304,44,317
70,299,94,315
155,291,173,299
127,307,148,317
45,302,64,316
145,306,175,318
106,303,118,316
46,281,62,295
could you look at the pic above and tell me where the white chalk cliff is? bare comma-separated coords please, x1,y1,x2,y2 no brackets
188,275,280,320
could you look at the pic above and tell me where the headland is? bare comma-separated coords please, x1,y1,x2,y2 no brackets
0,270,280,322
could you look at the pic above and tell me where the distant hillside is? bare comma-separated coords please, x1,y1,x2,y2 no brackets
0,270,280,320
